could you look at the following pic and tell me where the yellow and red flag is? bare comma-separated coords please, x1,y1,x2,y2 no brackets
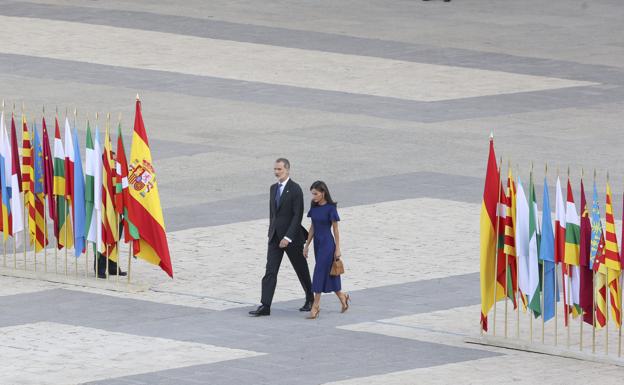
127,98,172,278
480,135,500,331
101,122,119,262
604,182,621,327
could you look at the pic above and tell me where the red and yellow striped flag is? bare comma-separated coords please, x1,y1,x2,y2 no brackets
21,115,36,247
480,136,500,331
127,98,172,278
101,123,119,262
604,182,621,327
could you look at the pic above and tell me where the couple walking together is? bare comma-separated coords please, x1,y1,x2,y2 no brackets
249,158,350,319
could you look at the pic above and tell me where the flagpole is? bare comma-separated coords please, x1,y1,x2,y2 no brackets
43,197,47,273
593,269,597,353
529,162,534,343
13,233,16,269
105,243,109,280
606,171,610,356
492,156,503,336
619,273,622,357
127,241,132,284
580,169,584,352
565,168,571,349
64,193,68,276
531,163,544,343
1,100,4,268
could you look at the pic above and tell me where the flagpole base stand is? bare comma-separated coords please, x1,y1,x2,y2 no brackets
0,266,149,293
466,336,624,367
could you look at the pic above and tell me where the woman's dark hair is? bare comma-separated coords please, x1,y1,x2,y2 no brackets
310,180,337,207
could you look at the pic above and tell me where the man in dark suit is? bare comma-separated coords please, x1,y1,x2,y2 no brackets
249,158,314,316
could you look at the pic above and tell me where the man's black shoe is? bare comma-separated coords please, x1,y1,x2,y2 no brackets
299,300,313,312
109,269,127,277
97,273,107,279
249,305,270,317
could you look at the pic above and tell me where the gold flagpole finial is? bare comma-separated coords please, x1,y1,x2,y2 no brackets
489,131,493,139
594,169,597,183
136,93,140,101
607,171,610,182
567,166,570,178
118,112,122,123
581,168,584,180
2,99,4,110
55,106,58,116
96,112,99,121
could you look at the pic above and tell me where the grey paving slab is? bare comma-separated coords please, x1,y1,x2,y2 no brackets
1,0,624,86
163,171,483,231
0,53,621,124
0,273,493,385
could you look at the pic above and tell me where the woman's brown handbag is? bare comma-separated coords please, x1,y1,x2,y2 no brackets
330,258,344,276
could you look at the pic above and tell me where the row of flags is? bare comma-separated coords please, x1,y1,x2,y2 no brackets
480,136,621,332
0,98,172,278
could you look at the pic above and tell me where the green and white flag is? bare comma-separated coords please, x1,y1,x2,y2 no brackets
528,173,541,317
86,124,102,251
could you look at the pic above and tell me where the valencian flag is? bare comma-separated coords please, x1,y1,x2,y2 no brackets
54,118,73,249
42,118,57,238
32,125,48,251
0,112,12,240
479,135,500,331
116,123,138,243
127,98,173,278
579,179,594,325
72,127,86,257
540,178,559,322
591,182,607,328
563,179,581,319
604,182,621,327
9,113,23,241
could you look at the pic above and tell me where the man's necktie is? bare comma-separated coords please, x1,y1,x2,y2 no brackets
275,183,282,207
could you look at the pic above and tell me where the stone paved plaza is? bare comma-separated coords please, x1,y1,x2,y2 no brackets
1,1,624,384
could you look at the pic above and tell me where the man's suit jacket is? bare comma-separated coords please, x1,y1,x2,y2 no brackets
268,179,307,245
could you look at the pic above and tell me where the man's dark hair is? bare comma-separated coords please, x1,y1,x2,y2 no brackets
275,158,290,170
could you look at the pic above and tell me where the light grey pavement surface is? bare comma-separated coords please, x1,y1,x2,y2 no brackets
1,1,624,384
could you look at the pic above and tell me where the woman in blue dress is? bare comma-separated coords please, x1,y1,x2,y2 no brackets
303,181,350,319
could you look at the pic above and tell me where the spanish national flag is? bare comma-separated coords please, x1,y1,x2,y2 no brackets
480,135,500,331
127,97,173,277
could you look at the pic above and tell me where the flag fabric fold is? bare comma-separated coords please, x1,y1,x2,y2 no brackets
54,118,73,249
540,178,558,322
73,128,86,257
563,179,581,320
591,182,607,328
127,99,173,278
604,182,621,327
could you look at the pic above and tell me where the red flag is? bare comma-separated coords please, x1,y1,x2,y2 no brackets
42,118,57,223
10,114,22,192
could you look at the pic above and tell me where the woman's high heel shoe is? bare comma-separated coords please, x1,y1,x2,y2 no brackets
340,294,350,313
307,305,320,319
